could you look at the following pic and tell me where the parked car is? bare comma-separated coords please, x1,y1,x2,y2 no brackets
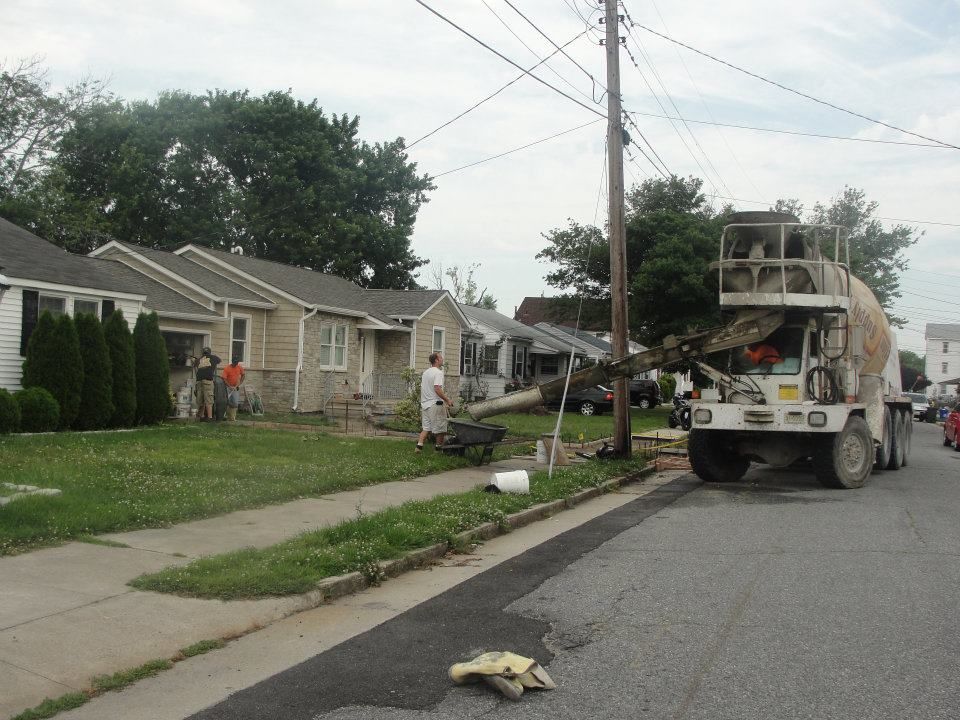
545,385,614,416
943,405,960,450
904,392,930,421
629,378,662,409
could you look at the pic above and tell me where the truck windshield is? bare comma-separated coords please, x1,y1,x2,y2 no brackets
731,327,805,375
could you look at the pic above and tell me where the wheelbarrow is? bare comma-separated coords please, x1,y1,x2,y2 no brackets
441,418,508,466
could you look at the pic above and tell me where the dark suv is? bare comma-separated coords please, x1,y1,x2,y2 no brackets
629,378,662,409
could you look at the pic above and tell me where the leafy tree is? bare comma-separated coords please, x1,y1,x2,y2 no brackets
22,311,82,428
15,387,59,432
133,312,170,424
0,57,107,199
38,89,433,287
104,309,137,427
899,349,930,391
74,313,114,430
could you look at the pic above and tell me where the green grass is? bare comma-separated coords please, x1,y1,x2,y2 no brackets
253,412,335,427
0,424,471,556
384,406,672,443
10,693,88,720
91,659,173,693
131,457,649,600
179,638,226,658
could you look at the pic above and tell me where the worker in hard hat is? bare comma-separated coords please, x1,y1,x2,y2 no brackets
744,343,783,367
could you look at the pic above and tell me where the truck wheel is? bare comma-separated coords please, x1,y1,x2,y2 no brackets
688,430,750,483
874,406,892,472
886,409,904,470
638,397,651,409
814,415,873,489
901,411,911,466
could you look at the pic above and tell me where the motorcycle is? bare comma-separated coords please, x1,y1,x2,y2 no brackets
667,393,691,431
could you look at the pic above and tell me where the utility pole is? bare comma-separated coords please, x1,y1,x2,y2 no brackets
604,0,631,457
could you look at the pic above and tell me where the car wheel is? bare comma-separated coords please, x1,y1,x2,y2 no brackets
944,432,952,447
638,398,651,409
579,401,596,416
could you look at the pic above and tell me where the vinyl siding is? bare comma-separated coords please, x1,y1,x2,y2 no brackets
414,299,462,398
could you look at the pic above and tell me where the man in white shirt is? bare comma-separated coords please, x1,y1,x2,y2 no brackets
417,352,454,452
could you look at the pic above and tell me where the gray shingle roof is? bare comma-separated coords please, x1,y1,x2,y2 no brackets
363,289,447,317
460,304,540,340
925,324,960,341
536,322,612,354
117,243,272,304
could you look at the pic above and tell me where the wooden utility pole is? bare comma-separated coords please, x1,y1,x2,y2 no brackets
604,0,631,457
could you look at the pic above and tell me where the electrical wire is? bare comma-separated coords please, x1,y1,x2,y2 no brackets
629,21,960,151
407,29,591,149
622,113,671,177
432,119,603,177
412,0,606,119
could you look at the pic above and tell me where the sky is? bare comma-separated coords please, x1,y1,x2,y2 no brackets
3,0,958,360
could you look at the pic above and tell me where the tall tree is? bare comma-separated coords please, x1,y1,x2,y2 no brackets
73,312,114,430
431,263,497,309
22,312,83,429
40,89,433,287
104,309,137,427
133,312,170,424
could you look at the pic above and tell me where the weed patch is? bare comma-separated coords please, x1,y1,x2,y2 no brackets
10,693,88,720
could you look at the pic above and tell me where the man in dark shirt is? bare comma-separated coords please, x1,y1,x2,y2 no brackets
193,346,221,420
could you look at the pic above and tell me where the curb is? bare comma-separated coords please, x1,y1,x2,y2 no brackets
309,464,656,604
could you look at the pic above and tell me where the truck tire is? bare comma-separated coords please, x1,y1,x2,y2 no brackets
901,411,912,466
886,409,904,470
874,406,892,472
688,430,750,483
814,415,873,489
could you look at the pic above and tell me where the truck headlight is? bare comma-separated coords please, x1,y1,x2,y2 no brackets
693,409,712,425
808,411,827,427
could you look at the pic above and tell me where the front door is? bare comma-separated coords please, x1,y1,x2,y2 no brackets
359,330,376,396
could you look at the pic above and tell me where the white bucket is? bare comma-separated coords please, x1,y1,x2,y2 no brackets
486,470,529,494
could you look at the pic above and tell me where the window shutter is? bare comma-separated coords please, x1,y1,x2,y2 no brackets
101,299,115,323
20,289,39,356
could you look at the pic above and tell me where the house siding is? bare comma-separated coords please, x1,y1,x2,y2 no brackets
296,312,361,412
414,299,461,398
924,332,960,396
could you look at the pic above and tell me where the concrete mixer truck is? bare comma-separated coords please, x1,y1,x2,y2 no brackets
468,211,911,489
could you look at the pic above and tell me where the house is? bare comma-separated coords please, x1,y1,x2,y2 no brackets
0,218,151,390
458,304,586,400
0,219,469,413
924,324,960,397
92,241,469,412
514,296,607,331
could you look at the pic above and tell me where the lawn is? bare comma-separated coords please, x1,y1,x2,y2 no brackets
0,424,469,555
385,406,672,443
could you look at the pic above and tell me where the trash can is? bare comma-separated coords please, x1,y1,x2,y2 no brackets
926,406,938,423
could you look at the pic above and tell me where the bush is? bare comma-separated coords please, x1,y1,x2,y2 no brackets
74,313,114,430
658,374,676,400
104,310,136,427
390,366,422,429
0,388,21,433
133,312,171,424
16,387,60,433
22,312,83,429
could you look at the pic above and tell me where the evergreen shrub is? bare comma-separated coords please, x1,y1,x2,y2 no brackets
104,310,137,427
22,311,83,429
16,387,60,432
74,313,114,430
133,312,171,424
0,388,21,433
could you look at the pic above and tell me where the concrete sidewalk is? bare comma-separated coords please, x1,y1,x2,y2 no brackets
0,455,541,719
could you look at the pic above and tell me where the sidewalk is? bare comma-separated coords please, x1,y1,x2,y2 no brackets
0,454,543,719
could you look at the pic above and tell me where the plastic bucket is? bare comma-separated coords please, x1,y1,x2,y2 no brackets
486,470,530,494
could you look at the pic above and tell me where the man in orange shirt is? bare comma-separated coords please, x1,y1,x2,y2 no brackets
744,343,783,367
221,357,245,421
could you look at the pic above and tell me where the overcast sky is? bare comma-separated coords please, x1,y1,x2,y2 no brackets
3,0,958,357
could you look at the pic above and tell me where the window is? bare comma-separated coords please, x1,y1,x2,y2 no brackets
944,342,950,354
230,315,250,364
38,295,65,317
540,355,559,376
462,340,477,376
73,299,99,316
943,362,949,374
432,327,445,353
320,323,347,370
482,344,499,375
512,345,527,379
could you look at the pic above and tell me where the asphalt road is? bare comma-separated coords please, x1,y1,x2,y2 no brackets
193,420,960,720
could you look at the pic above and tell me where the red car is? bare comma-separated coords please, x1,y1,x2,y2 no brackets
943,406,960,450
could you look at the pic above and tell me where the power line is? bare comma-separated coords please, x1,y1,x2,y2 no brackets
622,114,671,177
481,2,598,105
624,110,952,149
413,0,606,119
433,118,603,177
501,0,606,98
407,29,591,149
629,21,960,151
